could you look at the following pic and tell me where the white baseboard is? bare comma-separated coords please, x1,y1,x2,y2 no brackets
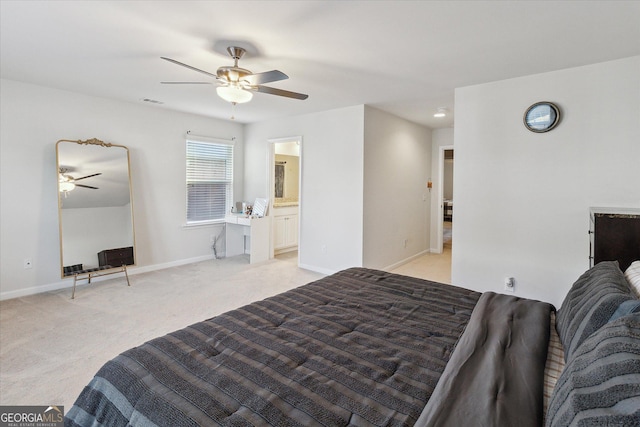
2,251,434,301
129,254,216,275
299,251,433,278
297,263,336,276
383,250,431,271
0,254,217,301
0,280,72,301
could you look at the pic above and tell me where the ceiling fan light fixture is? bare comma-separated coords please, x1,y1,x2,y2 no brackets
434,107,448,118
59,181,75,192
216,85,253,104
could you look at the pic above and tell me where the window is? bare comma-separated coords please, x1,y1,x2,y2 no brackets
186,138,233,224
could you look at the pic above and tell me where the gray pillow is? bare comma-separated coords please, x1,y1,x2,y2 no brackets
556,261,635,361
546,313,640,427
610,299,640,322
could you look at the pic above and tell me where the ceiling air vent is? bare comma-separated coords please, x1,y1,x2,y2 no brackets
140,98,164,104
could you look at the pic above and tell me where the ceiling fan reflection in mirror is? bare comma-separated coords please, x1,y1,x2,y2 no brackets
161,46,308,109
59,167,101,195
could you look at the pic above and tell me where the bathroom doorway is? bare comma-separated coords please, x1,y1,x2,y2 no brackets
267,137,302,261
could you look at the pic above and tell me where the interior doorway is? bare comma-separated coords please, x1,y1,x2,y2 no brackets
267,136,302,262
442,149,454,251
435,146,454,254
391,146,453,283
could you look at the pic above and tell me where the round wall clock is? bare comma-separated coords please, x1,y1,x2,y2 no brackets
523,102,560,133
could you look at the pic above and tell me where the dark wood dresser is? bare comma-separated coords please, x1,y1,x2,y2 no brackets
592,212,640,271
98,246,134,267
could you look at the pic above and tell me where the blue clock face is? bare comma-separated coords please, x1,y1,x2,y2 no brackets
524,102,560,132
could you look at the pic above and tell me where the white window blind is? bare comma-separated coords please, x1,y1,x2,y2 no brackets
186,138,233,223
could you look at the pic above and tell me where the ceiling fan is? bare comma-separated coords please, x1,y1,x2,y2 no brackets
161,46,308,104
59,168,101,192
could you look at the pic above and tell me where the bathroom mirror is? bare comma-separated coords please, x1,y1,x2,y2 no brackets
273,141,300,207
253,198,268,217
56,139,135,279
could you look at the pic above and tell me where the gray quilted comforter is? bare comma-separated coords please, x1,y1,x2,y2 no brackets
65,268,550,427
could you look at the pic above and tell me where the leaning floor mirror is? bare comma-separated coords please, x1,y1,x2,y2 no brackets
56,138,136,298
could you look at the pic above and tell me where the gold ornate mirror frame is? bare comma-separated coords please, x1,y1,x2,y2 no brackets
56,138,136,298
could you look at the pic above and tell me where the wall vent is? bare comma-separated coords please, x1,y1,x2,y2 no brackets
140,98,164,104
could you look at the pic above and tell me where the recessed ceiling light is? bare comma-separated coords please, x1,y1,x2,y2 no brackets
434,107,447,118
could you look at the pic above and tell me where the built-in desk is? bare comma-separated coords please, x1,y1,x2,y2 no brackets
225,214,270,263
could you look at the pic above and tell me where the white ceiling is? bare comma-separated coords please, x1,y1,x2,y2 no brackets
1,1,639,129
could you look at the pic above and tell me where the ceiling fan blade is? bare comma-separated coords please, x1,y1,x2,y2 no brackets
74,173,102,181
76,184,99,190
161,57,218,79
245,70,288,85
161,81,213,84
255,85,308,100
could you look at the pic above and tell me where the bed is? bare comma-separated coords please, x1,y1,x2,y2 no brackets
65,263,640,427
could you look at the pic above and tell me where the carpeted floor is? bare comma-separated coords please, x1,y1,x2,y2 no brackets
0,252,323,410
0,249,452,413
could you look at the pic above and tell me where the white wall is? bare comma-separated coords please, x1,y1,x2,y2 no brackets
244,106,365,274
0,79,244,299
452,56,640,308
363,106,432,269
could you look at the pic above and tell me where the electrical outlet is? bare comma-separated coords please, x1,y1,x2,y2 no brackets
403,239,408,248
23,258,33,269
321,245,327,254
504,277,515,292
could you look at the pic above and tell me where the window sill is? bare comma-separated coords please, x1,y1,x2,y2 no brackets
182,220,225,228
